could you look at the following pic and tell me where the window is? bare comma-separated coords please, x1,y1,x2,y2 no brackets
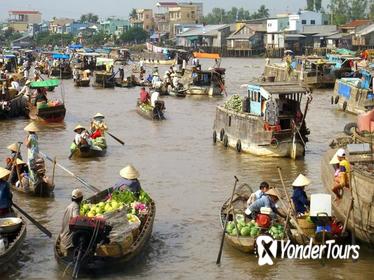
301,20,307,24
187,13,190,18
311,20,315,25
229,116,232,127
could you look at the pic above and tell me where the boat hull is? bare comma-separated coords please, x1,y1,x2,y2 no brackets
332,80,374,115
321,149,374,245
0,94,27,119
28,104,66,123
0,218,27,273
186,85,222,96
74,79,90,87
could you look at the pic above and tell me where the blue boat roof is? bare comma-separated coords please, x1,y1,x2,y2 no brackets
52,53,70,59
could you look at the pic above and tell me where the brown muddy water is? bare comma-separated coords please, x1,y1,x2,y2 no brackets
0,58,373,279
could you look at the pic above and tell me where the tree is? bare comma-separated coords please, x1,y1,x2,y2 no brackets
80,13,99,23
315,0,322,11
350,0,368,20
129,8,137,20
34,31,74,47
370,0,374,20
119,27,148,43
306,0,315,11
328,0,351,25
255,5,270,19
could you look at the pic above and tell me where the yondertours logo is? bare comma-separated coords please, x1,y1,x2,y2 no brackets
255,235,360,266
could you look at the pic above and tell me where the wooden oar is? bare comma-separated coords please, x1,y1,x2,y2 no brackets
107,132,125,146
12,203,52,238
216,176,239,265
39,151,100,193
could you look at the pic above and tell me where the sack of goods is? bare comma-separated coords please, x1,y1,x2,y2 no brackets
224,94,242,112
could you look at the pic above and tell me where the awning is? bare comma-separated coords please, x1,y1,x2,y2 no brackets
52,53,70,59
187,36,199,41
96,57,114,66
69,44,83,49
193,52,220,59
30,79,60,88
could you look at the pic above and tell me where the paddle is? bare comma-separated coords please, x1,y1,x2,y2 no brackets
39,151,100,193
216,176,239,265
107,131,125,146
12,202,52,238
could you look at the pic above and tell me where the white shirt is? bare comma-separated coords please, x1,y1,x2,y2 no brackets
11,81,20,91
151,91,160,107
19,85,31,96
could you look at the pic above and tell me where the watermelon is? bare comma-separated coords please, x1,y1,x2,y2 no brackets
250,227,260,237
240,226,251,236
231,228,238,236
226,222,235,233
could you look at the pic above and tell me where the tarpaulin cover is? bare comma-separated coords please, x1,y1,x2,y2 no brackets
52,53,70,59
193,52,220,59
30,79,60,88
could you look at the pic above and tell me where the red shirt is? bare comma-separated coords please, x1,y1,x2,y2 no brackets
140,89,150,103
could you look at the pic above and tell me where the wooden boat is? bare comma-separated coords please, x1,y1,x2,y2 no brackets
331,69,374,115
0,92,27,120
168,86,186,98
213,83,311,159
71,145,107,158
140,58,176,66
54,187,155,274
27,79,66,123
50,67,72,79
321,143,374,245
186,69,225,97
0,215,27,273
220,183,286,253
93,71,115,88
136,100,165,120
74,78,90,87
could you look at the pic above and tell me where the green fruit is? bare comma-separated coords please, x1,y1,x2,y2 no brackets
98,202,105,207
226,222,235,233
240,226,251,236
82,204,90,211
87,211,95,218
231,228,238,236
111,201,119,210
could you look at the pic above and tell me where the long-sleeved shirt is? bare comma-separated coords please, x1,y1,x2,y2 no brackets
292,187,309,214
248,195,277,218
113,178,141,197
59,201,80,253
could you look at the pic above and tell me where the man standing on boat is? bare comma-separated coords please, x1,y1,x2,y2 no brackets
59,189,83,256
291,174,311,215
5,143,23,170
24,122,39,182
332,148,350,200
19,80,32,102
0,167,12,217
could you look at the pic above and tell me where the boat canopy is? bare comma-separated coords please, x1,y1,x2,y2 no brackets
248,83,310,100
69,44,83,49
96,57,114,66
30,79,60,88
193,52,220,59
52,53,70,59
79,52,101,57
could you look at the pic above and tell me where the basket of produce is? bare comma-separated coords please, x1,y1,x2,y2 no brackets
297,215,315,236
0,217,22,233
224,94,242,113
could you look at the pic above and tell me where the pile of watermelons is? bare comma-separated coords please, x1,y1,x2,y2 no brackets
224,94,242,113
268,224,285,239
226,219,261,238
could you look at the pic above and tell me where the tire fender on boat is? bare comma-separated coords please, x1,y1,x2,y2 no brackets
270,138,278,148
342,101,347,111
335,96,339,104
236,140,241,153
213,131,217,143
223,135,228,148
344,122,358,136
331,96,334,105
220,129,225,141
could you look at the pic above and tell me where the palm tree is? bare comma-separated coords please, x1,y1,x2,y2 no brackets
256,5,270,18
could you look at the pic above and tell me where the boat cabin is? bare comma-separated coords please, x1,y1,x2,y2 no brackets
246,83,310,131
191,69,225,88
0,54,17,72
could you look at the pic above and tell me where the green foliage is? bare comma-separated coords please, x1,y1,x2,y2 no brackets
129,8,137,20
35,31,74,47
0,27,22,46
370,1,374,20
119,27,148,43
328,0,369,25
84,31,107,47
80,13,99,23
306,0,315,11
203,5,269,24
350,0,368,20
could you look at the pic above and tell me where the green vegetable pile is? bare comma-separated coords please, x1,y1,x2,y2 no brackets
139,103,153,112
226,220,261,237
224,94,242,112
268,224,285,239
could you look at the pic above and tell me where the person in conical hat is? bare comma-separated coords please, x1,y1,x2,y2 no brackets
24,123,40,173
291,174,310,215
0,167,13,216
91,113,108,139
11,158,29,187
113,165,142,197
73,124,90,147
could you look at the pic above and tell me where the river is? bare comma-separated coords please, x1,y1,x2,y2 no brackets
1,58,373,279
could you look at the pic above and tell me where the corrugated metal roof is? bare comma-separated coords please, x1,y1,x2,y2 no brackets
252,82,309,95
356,23,374,36
340,20,372,28
302,25,337,34
176,24,229,37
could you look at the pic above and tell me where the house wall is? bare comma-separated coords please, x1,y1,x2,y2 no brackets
267,18,288,33
289,11,322,32
266,33,284,48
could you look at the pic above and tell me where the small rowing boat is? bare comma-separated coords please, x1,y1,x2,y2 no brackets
136,100,165,120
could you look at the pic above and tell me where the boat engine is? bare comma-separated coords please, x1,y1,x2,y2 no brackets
68,216,112,278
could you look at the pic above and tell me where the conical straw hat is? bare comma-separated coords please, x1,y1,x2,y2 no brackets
7,143,18,152
73,124,85,132
16,158,26,165
0,167,11,179
266,188,279,199
329,152,339,165
292,174,311,187
94,113,105,118
120,165,139,180
24,122,40,132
